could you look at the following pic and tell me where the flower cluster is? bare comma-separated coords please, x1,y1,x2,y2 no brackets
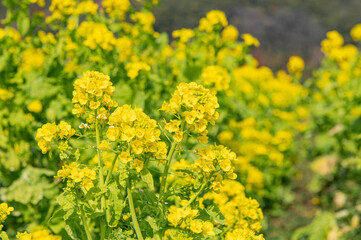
0,203,13,224
242,33,260,47
204,180,264,240
221,25,239,42
172,28,195,43
160,82,219,144
130,12,155,34
107,104,167,171
287,56,305,76
194,145,237,191
72,71,117,119
0,88,14,101
198,10,228,32
350,23,361,41
77,22,116,51
20,48,45,72
125,61,151,79
201,65,230,93
35,121,75,154
16,230,61,240
55,162,97,191
0,27,21,42
103,0,130,19
167,206,215,237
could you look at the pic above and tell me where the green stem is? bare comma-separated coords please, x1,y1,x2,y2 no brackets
127,178,144,240
104,153,120,187
79,205,93,240
159,141,177,203
95,110,106,240
104,153,120,223
182,181,208,209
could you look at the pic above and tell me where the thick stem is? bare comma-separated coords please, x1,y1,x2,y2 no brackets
159,141,177,203
104,153,120,187
127,178,144,240
79,205,93,240
95,110,106,240
104,153,119,223
182,181,208,209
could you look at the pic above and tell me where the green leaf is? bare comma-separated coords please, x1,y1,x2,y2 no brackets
106,181,125,227
205,205,225,225
0,231,9,240
140,168,154,191
17,11,30,35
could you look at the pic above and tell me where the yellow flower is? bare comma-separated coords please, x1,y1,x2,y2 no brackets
120,151,133,164
242,33,260,47
222,25,239,42
20,48,45,72
172,28,195,42
27,100,43,113
287,56,305,75
190,220,203,234
0,203,14,223
77,22,116,50
202,222,215,236
99,140,110,150
350,23,361,41
132,158,143,172
165,120,181,133
125,62,151,79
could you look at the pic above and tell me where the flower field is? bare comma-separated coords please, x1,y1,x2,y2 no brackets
0,0,360,239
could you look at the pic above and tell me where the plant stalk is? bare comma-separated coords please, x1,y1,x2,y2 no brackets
95,110,106,240
127,178,144,240
159,141,177,203
182,181,208,209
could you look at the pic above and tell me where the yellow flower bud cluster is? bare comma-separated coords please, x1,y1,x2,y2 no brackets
125,62,151,79
106,104,167,171
0,203,14,223
76,22,116,51
204,180,264,240
198,10,228,32
167,206,215,237
103,0,130,19
16,230,61,240
55,162,97,191
194,145,237,191
201,65,230,93
287,56,305,76
0,88,14,101
72,71,117,118
35,121,75,154
160,82,219,144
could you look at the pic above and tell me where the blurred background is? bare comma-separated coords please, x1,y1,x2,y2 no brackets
2,0,361,74
152,0,361,74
